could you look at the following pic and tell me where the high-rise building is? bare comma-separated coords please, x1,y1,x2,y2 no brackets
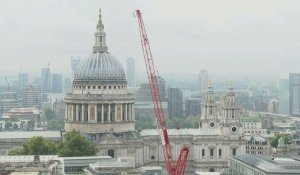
289,73,300,116
185,97,201,117
0,92,21,114
51,74,63,93
157,76,166,100
198,70,208,96
71,56,81,78
18,73,28,91
41,65,51,93
22,84,41,108
167,87,183,118
268,99,279,113
126,57,135,87
278,78,289,114
64,78,72,93
135,76,166,102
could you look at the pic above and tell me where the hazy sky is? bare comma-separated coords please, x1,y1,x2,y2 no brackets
0,0,300,78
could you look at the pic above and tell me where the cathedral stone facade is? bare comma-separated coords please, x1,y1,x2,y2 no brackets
65,9,246,172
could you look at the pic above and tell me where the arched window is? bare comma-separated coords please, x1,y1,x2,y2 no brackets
202,149,205,156
209,168,215,172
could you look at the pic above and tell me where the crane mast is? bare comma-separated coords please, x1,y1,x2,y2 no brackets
135,9,189,175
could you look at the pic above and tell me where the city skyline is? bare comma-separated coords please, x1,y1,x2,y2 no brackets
0,0,300,78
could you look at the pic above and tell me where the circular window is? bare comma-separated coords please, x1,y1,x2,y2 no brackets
209,122,215,128
231,126,237,133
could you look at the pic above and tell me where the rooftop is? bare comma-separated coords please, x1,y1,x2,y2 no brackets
0,131,61,140
232,154,300,174
140,128,221,136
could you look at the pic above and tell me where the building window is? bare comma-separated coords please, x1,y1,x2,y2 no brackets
202,149,205,156
93,86,95,89
109,86,111,89
219,149,222,157
104,86,106,89
210,148,214,157
88,86,90,89
98,86,101,89
232,148,236,156
151,155,155,160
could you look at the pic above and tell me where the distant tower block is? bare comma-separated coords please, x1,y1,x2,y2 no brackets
126,57,135,87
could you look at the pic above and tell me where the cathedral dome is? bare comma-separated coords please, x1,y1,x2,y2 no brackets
73,9,126,84
74,52,126,83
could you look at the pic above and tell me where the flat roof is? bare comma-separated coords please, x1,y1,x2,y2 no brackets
140,128,221,136
60,156,111,160
232,154,300,174
0,131,61,139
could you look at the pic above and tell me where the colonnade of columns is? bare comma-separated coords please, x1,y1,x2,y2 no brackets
67,103,135,123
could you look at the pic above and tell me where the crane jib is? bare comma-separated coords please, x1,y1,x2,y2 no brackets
135,9,189,175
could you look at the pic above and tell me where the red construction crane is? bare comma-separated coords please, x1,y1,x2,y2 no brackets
135,10,189,175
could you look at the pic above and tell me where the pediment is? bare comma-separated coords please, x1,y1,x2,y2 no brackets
96,134,125,145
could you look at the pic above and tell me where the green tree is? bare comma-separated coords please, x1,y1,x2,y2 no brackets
48,118,65,130
8,148,23,155
13,123,18,129
8,136,57,155
57,130,97,157
270,133,293,148
5,121,12,130
27,120,35,130
45,108,56,120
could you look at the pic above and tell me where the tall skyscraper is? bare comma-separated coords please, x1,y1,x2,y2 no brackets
167,87,183,118
278,78,289,114
18,73,28,89
198,70,208,96
71,57,81,78
41,65,51,93
22,84,41,108
126,57,135,87
51,74,63,93
289,73,300,116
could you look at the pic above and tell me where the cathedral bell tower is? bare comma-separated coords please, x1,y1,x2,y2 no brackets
200,81,219,129
220,82,243,135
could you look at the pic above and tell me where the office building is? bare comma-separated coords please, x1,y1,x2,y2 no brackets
18,73,28,92
278,78,289,114
185,97,201,117
198,70,208,96
0,92,21,115
289,73,300,116
126,57,135,87
167,87,183,118
51,73,63,93
41,65,51,93
22,84,41,108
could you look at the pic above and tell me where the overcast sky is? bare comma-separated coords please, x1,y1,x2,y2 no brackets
0,0,299,78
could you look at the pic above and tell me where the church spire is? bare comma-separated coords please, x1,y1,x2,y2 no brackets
93,9,108,53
